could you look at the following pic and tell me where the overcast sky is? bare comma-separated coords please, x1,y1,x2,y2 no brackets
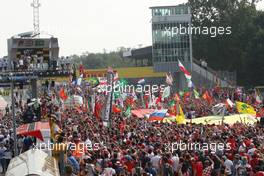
0,0,263,57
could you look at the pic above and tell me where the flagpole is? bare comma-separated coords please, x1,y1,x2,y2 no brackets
221,106,226,125
176,99,179,122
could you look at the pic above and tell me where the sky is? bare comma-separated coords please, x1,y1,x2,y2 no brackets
0,0,263,57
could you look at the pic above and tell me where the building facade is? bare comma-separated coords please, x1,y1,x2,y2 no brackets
150,4,193,73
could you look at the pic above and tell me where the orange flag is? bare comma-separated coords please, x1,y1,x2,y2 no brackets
202,91,212,104
59,87,68,101
174,93,181,102
112,105,121,113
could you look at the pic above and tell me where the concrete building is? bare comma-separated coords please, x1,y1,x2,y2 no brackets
123,4,236,89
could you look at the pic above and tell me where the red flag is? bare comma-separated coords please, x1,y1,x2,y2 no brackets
256,108,264,118
156,96,162,105
168,104,177,116
59,88,68,101
202,91,212,104
178,60,191,80
112,105,121,113
166,72,173,86
125,97,134,106
94,102,102,120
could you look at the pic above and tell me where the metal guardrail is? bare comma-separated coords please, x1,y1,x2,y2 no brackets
192,58,235,87
0,69,72,83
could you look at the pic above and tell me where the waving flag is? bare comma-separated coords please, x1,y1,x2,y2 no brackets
162,86,171,99
176,105,186,124
202,91,212,104
94,101,102,120
193,89,200,99
225,98,235,108
137,78,146,85
100,76,119,85
124,106,131,117
166,73,173,86
236,102,256,115
87,77,99,88
256,108,264,118
178,60,191,80
212,103,226,115
148,109,168,121
112,105,121,113
59,87,68,101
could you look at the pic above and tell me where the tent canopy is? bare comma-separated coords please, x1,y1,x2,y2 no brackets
6,149,60,176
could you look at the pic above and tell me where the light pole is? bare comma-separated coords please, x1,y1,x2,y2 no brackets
10,72,18,156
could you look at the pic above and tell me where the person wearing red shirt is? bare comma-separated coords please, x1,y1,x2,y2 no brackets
123,157,135,174
250,154,259,173
227,135,237,151
194,159,203,176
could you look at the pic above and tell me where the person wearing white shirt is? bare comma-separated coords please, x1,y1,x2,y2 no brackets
150,152,161,173
101,166,116,176
223,156,234,176
171,153,180,174
247,144,257,157
3,145,12,172
19,58,24,70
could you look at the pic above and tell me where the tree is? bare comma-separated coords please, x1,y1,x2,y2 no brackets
189,0,264,87
71,50,135,69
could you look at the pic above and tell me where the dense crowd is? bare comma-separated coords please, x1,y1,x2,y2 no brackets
0,84,263,176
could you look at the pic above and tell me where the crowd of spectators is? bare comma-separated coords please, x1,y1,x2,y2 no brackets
0,58,9,72
0,84,263,175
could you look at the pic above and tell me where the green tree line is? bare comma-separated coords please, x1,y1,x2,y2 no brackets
71,49,135,69
72,0,264,87
189,0,264,87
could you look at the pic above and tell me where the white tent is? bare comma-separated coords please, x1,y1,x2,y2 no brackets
6,149,60,176
0,96,8,110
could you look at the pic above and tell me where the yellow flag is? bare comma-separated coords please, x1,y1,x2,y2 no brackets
236,101,256,115
176,105,186,124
